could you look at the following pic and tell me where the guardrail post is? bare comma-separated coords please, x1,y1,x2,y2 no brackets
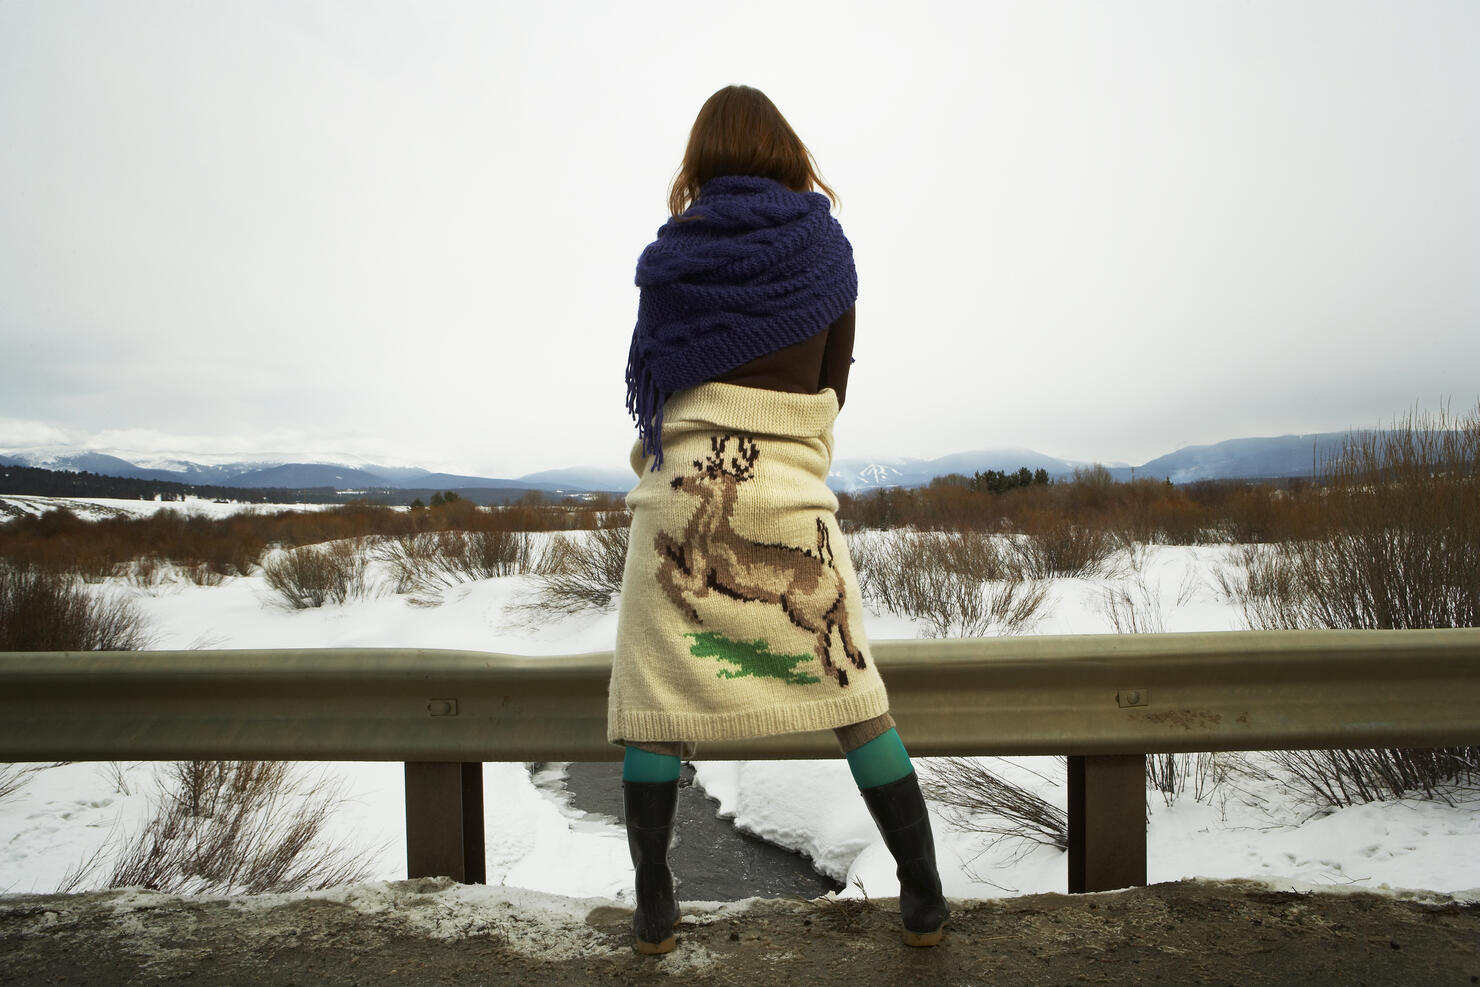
1067,754,1146,893
404,762,486,883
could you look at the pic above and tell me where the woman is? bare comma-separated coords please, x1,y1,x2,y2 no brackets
610,84,948,954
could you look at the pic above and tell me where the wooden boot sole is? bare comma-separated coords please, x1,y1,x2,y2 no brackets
634,934,677,955
902,922,945,947
633,918,680,955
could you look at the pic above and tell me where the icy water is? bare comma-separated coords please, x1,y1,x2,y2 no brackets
560,762,843,900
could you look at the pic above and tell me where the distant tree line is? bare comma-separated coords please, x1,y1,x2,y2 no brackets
0,464,336,504
928,467,1053,495
0,464,616,508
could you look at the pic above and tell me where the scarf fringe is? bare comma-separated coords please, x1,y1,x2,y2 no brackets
625,339,666,470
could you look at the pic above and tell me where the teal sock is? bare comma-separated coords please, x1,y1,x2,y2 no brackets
845,728,915,789
623,746,680,783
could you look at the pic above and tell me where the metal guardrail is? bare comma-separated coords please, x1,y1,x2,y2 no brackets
4,628,1479,893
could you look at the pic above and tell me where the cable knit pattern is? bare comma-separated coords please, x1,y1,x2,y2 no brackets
625,176,858,468
609,382,888,746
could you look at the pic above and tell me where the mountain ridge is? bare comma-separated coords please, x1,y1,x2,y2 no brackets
0,431,1374,495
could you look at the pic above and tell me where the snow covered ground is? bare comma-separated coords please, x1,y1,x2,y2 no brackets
2,514,1478,905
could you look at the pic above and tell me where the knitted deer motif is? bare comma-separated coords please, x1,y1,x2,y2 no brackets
653,434,868,687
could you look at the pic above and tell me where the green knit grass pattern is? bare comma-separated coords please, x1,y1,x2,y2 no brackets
685,631,821,685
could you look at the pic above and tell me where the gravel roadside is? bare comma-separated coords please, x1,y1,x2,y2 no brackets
2,878,1477,985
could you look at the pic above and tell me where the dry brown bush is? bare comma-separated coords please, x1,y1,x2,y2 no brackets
1213,544,1300,630
1219,404,1480,806
920,757,1068,857
0,564,151,651
1102,480,1215,548
465,528,532,574
522,524,631,615
1150,495,1215,545
1269,748,1478,808
850,530,1050,637
0,763,55,803
0,498,631,583
1013,510,1118,578
1145,752,1250,807
262,540,372,609
837,468,1326,549
375,532,444,594
1096,576,1167,634
182,562,227,587
124,554,168,592
376,529,539,598
59,760,373,895
1225,405,1480,632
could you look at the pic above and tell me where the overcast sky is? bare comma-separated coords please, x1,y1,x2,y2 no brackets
2,1,1477,477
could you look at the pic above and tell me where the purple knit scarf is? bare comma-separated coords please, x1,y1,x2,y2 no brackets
625,175,858,468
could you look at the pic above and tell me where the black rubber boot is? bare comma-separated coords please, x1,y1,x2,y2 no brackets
859,771,950,946
623,779,680,954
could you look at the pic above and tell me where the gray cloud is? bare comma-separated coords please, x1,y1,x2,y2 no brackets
2,1,1477,475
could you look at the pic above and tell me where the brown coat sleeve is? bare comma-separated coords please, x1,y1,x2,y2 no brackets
819,306,856,410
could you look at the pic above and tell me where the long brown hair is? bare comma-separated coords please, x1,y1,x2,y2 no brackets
667,85,837,217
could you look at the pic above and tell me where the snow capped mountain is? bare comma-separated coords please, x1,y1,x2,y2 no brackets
5,451,149,476
0,447,630,494
858,463,903,485
828,461,906,490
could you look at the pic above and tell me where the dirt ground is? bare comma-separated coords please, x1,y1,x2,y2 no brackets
2,878,1477,986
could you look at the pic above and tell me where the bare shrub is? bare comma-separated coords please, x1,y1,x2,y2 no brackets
1241,522,1480,632
182,562,227,587
1013,512,1118,578
0,763,51,803
843,530,880,599
935,529,1018,582
59,760,373,895
1219,405,1480,805
124,555,167,593
1096,573,1167,634
1268,748,1479,809
101,761,133,796
375,531,443,594
376,529,538,598
1213,544,1305,630
1104,483,1165,550
262,540,371,609
920,757,1068,857
1066,463,1117,513
1148,494,1213,546
0,501,428,582
0,564,151,650
454,529,537,579
1101,568,1201,636
523,526,631,615
1146,752,1246,807
1100,479,1215,549
856,530,1050,637
1226,405,1480,632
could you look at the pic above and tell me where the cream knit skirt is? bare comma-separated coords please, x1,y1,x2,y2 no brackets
607,381,889,746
